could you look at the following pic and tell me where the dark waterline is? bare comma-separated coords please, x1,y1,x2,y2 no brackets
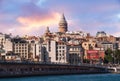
0,74,120,81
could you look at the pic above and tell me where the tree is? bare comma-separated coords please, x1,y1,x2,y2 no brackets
104,48,113,64
83,59,90,63
113,49,120,64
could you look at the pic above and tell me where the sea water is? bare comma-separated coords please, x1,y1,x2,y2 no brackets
0,74,120,81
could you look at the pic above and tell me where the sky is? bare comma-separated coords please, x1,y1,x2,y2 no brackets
0,0,120,37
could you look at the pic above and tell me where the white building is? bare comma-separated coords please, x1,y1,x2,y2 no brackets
30,40,44,62
0,33,13,53
4,38,13,53
45,40,69,63
5,51,21,61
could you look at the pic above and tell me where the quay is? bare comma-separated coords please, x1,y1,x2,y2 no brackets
0,62,108,77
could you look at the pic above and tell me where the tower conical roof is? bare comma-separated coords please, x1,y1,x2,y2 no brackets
58,14,68,33
59,13,67,24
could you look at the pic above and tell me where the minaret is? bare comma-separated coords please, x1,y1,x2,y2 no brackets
58,14,68,33
44,26,50,36
45,26,50,34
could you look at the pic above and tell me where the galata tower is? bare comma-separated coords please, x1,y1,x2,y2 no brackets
58,14,68,33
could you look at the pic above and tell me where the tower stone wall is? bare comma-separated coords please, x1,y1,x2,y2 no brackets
58,14,68,33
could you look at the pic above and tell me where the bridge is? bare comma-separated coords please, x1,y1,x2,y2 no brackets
0,62,109,77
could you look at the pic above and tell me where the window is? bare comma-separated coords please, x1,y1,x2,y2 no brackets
59,46,61,49
56,56,58,60
59,54,61,56
59,57,61,60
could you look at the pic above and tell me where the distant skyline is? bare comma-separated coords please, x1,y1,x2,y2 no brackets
0,0,120,36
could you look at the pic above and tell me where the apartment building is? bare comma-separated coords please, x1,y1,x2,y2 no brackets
68,44,83,64
48,40,68,63
12,38,29,60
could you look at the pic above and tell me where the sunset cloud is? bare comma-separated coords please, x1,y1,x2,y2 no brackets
16,12,60,35
17,12,60,28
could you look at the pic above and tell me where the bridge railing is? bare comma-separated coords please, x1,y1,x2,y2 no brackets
0,60,111,68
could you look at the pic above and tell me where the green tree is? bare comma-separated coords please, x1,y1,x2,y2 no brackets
83,59,90,63
113,49,120,64
104,48,113,64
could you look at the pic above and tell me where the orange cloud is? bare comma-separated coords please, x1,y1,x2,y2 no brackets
17,12,60,31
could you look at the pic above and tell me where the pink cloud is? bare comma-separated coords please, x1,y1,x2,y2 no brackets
17,12,60,26
17,12,60,33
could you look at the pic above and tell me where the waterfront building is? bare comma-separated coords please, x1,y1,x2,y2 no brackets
0,33,13,53
101,42,114,51
12,38,29,60
29,40,44,62
0,47,5,60
82,40,96,59
47,40,68,63
87,50,104,64
5,51,21,61
4,38,13,53
42,41,51,63
68,44,83,64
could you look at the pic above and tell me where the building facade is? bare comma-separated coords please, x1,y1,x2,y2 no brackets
13,38,29,60
68,44,83,64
